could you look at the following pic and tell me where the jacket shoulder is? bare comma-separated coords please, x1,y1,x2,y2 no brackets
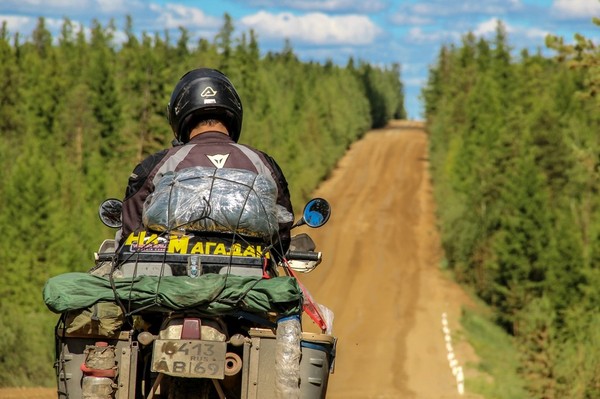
125,149,169,199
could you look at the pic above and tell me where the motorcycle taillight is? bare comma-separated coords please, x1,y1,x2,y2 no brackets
181,318,201,339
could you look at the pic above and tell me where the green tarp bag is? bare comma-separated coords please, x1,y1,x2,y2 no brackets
44,272,303,317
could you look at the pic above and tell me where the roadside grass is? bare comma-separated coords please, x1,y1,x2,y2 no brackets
461,304,528,399
0,311,56,388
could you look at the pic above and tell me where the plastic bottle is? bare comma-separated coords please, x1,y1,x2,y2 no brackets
275,315,301,399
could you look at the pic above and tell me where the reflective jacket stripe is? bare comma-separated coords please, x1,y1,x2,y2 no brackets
151,144,197,186
230,143,270,175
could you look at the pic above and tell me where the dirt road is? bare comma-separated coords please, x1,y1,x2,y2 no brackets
298,120,478,398
0,120,477,399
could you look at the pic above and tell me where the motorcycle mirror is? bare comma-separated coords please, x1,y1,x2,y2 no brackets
294,198,331,228
98,198,123,228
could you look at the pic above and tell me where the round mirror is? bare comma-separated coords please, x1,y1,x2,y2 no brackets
302,198,331,228
98,198,123,228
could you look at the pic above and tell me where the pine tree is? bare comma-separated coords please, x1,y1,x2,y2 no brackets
0,22,24,142
517,296,558,398
87,19,123,164
215,13,234,74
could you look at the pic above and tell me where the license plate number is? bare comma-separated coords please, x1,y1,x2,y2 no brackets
151,340,227,379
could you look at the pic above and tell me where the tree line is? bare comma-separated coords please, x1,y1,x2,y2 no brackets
0,14,404,386
424,19,600,398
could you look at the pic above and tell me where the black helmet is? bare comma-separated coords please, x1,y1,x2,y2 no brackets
167,68,243,143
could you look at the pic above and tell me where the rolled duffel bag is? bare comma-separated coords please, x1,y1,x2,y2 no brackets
43,272,304,317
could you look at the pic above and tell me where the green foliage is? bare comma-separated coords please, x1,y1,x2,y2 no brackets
461,307,527,399
552,307,600,398
425,18,600,398
0,308,56,387
0,15,403,386
516,297,558,398
356,62,405,127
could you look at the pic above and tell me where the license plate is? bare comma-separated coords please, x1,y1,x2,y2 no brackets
151,339,227,379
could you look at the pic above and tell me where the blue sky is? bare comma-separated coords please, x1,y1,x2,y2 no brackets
1,0,599,120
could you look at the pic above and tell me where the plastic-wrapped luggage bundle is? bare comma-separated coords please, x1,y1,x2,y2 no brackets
142,167,292,239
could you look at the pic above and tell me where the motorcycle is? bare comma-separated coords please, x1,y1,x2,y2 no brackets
46,194,336,399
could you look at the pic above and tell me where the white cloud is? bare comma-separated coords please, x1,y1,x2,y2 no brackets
403,76,427,88
96,0,131,13
0,15,34,32
0,14,69,34
0,14,88,43
473,18,503,36
552,0,600,18
473,18,548,40
393,0,523,21
407,27,460,44
241,11,382,45
234,0,388,13
412,0,522,15
154,4,221,30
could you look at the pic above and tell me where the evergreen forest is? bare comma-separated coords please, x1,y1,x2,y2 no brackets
424,20,600,398
0,15,404,386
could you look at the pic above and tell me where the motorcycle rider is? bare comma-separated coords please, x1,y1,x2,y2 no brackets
118,68,294,255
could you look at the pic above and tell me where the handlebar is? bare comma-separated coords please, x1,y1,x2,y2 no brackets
285,251,322,262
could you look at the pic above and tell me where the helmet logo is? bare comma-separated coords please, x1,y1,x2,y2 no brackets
207,153,230,168
201,87,217,97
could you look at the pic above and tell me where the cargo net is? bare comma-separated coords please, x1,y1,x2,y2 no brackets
142,166,291,239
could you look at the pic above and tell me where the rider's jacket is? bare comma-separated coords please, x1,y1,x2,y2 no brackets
120,132,294,254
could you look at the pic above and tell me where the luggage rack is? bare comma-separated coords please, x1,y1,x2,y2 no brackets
94,232,273,277
97,251,265,266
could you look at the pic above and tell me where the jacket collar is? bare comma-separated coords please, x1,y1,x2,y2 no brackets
188,131,234,144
